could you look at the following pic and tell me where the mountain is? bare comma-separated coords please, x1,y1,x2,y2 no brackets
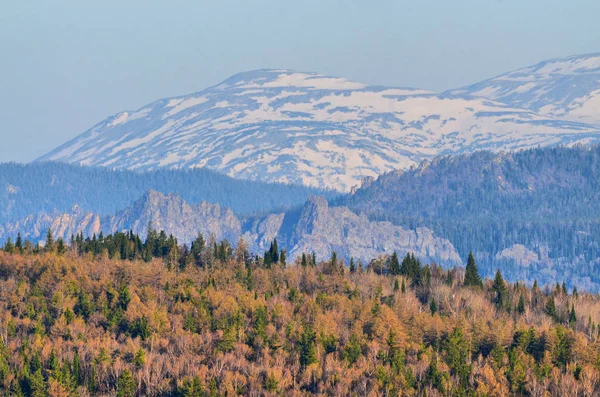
448,53,600,126
0,162,332,224
38,68,600,192
336,145,600,291
0,190,460,265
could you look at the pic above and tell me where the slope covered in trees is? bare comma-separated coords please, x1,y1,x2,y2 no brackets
1,233,600,396
0,162,333,224
337,145,600,290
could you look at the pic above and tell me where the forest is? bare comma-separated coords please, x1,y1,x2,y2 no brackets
0,162,332,223
1,230,600,396
338,145,600,289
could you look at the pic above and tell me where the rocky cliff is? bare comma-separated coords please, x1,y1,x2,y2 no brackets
0,192,461,265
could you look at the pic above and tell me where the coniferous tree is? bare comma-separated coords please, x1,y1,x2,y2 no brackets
349,257,356,273
45,228,55,252
430,298,438,315
301,253,308,268
56,238,67,255
117,369,136,397
3,237,14,253
15,233,22,253
299,324,317,367
445,326,471,390
464,252,482,288
280,250,286,267
517,295,526,314
569,304,577,326
492,269,508,309
545,296,558,321
388,251,401,275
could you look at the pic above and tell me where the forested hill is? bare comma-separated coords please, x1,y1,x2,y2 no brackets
0,162,334,223
336,145,600,290
0,239,598,396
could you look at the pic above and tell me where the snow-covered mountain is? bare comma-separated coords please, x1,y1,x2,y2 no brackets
39,62,600,192
448,53,600,126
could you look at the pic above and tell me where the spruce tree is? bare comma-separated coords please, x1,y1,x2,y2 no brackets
569,304,577,326
299,324,318,367
492,269,508,309
301,253,308,268
545,296,558,321
388,251,401,275
279,250,286,267
117,369,136,397
517,295,526,314
45,228,55,252
464,252,482,288
430,298,438,315
349,257,356,273
3,238,14,254
15,233,22,253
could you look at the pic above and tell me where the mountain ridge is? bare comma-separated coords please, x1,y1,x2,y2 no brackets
37,54,600,192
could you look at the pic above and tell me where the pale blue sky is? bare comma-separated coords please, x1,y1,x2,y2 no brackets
1,0,598,162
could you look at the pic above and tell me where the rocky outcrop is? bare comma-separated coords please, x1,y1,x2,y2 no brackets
0,192,461,265
0,191,241,246
108,190,241,244
285,197,461,264
0,205,101,244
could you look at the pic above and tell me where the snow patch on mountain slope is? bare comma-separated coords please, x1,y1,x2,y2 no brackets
448,53,600,125
39,67,600,192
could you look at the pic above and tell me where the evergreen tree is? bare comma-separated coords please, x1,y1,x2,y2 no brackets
3,237,14,253
492,269,508,309
464,252,482,288
445,326,471,390
15,233,23,253
301,253,308,268
133,348,146,368
279,249,286,267
218,326,237,353
117,369,136,397
311,251,317,267
388,251,401,275
45,228,55,252
430,298,438,315
545,296,558,321
299,324,318,367
569,304,577,326
386,329,405,374
56,238,67,255
426,353,445,394
517,295,526,314
349,257,356,273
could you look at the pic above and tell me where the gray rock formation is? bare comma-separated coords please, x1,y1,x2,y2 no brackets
0,191,461,266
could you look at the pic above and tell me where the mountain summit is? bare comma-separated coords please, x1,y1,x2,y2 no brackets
38,61,600,191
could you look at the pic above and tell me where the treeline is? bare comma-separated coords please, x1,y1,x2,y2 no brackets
1,232,600,395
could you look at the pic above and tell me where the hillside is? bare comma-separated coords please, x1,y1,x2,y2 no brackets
0,162,332,224
38,65,600,192
448,53,600,126
337,145,600,290
0,242,597,396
